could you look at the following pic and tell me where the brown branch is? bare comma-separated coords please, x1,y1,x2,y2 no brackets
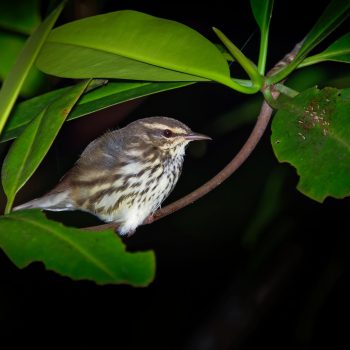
84,103,273,233
85,42,303,233
151,100,273,221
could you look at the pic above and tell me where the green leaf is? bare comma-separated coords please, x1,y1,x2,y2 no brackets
250,0,274,74
0,210,155,286
2,80,91,213
268,0,350,84
299,32,350,67
250,0,274,28
0,1,65,137
212,27,263,93
36,10,236,89
0,0,41,35
0,32,46,97
215,43,234,62
300,0,350,54
271,86,350,202
1,81,192,143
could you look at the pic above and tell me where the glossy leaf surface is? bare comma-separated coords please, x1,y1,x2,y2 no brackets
299,32,350,67
36,10,236,88
2,80,91,212
0,210,155,286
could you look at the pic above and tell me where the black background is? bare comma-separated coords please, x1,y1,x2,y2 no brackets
1,0,349,349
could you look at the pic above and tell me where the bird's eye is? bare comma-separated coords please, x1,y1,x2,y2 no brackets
163,129,173,138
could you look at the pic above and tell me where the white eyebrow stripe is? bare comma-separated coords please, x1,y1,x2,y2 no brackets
141,123,187,134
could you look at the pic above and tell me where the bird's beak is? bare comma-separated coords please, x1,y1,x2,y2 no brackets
184,132,212,141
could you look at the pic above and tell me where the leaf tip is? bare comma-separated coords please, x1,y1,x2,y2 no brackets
212,27,222,37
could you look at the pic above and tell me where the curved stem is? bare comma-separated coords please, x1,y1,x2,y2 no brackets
86,100,277,233
274,83,299,98
85,41,302,233
147,99,273,223
85,100,274,233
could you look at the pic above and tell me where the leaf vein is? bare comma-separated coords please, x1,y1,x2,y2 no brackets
5,214,117,279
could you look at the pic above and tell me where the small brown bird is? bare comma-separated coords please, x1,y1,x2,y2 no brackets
14,117,211,236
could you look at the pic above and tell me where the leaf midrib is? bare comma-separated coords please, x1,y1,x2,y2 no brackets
46,40,227,83
6,110,45,197
310,48,350,62
5,214,117,279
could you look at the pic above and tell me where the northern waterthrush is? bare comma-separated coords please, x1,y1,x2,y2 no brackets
14,117,211,236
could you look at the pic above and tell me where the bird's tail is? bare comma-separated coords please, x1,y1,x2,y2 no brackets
13,190,73,212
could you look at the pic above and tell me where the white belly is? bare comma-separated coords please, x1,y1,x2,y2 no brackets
95,157,182,235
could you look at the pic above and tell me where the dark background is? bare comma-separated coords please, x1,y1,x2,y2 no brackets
0,0,349,348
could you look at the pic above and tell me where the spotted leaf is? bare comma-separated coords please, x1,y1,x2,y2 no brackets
271,86,350,202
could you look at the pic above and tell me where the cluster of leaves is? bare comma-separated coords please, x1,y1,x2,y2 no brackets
0,0,349,286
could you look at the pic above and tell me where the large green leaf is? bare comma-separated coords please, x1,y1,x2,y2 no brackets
1,81,192,143
36,10,236,89
250,0,274,74
0,210,155,286
0,1,65,137
268,0,350,84
271,87,350,202
2,80,92,213
299,32,350,68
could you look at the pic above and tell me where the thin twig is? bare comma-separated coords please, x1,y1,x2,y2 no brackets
85,41,303,233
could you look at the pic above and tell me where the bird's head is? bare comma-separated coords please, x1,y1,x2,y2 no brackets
127,116,211,151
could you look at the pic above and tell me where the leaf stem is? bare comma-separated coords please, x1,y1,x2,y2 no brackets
262,87,279,109
4,198,14,215
213,27,263,93
266,59,302,85
257,26,269,75
218,76,259,94
250,0,274,75
274,83,299,98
